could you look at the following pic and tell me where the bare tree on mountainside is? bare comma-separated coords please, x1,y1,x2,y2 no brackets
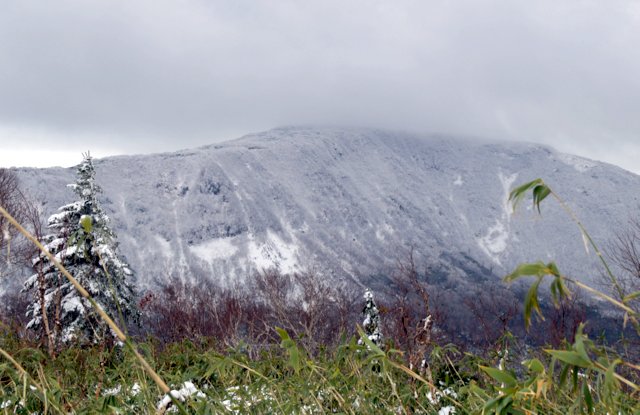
0,168,35,275
605,218,640,314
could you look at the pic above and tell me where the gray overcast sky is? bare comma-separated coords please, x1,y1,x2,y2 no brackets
1,1,639,173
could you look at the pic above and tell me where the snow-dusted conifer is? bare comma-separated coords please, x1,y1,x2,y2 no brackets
24,153,139,346
359,289,382,346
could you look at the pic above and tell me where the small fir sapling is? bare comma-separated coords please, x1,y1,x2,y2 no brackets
23,153,139,347
359,289,382,346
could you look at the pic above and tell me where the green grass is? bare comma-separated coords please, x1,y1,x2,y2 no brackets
1,327,639,414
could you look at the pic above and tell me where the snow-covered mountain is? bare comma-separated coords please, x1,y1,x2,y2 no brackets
14,127,640,292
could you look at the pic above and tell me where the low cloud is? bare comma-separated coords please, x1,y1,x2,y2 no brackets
1,1,639,172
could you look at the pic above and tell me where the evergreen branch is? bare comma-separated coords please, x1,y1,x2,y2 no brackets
95,245,129,334
0,205,186,412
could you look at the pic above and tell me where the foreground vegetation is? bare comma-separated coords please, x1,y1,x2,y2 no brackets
0,320,638,414
0,174,639,413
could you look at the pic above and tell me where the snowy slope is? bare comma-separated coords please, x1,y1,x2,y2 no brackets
14,127,640,291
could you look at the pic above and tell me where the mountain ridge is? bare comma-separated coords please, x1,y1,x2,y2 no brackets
12,126,640,295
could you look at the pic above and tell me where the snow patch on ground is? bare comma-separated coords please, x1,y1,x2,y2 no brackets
499,172,518,217
221,385,276,414
247,231,298,274
477,221,509,264
459,213,469,227
154,235,173,258
157,381,206,413
426,384,458,414
477,172,517,265
556,152,597,172
189,238,238,264
374,223,392,241
102,384,122,396
171,202,189,277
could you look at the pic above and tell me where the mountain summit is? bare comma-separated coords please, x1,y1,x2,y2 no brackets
15,127,640,291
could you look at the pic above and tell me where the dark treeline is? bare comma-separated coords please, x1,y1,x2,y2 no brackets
3,253,634,364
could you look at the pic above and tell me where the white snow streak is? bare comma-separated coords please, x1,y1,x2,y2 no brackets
190,238,238,263
248,231,298,274
154,235,173,258
476,172,517,265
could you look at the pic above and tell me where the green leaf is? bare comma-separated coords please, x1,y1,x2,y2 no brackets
483,395,514,414
509,178,543,212
604,359,621,393
275,327,303,374
483,395,502,413
532,184,551,213
545,350,591,368
524,276,544,329
583,381,594,413
479,365,518,388
523,358,545,374
496,395,514,413
546,262,561,277
573,324,591,364
623,291,640,302
559,362,569,387
571,365,579,391
549,276,571,305
504,262,547,282
275,327,290,342
504,261,570,328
